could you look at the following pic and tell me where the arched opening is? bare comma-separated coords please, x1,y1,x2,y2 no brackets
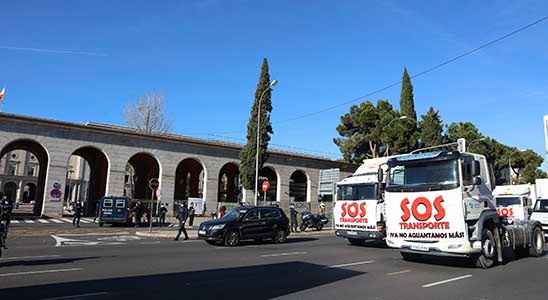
0,139,49,216
174,158,204,202
289,170,308,202
124,153,160,206
64,147,109,216
258,166,278,203
23,182,36,203
217,163,240,203
2,182,18,202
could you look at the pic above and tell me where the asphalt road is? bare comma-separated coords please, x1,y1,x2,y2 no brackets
1,228,547,300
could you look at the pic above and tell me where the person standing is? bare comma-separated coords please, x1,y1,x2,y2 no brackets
174,203,189,241
188,203,195,227
159,203,167,227
93,199,101,223
132,202,142,227
289,205,298,232
72,202,82,228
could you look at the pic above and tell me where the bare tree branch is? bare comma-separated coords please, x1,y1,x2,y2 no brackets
124,91,173,134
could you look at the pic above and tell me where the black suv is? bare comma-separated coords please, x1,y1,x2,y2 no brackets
198,206,290,247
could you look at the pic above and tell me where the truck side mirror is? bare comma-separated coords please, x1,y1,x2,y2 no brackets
472,160,481,176
378,168,384,183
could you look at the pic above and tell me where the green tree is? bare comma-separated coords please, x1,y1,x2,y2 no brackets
509,149,546,184
399,67,417,121
239,58,274,190
418,107,443,147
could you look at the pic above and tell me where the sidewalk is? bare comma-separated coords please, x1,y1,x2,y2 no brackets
136,228,334,239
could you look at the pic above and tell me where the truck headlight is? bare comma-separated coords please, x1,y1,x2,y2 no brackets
211,224,225,230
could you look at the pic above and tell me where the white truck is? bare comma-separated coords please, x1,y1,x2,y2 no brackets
383,139,545,268
493,184,536,221
334,156,391,245
531,178,548,239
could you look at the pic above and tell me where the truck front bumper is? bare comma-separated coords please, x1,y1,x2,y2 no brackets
335,229,385,240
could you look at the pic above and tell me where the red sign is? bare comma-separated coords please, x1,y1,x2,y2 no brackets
497,207,514,218
262,181,269,193
149,178,160,190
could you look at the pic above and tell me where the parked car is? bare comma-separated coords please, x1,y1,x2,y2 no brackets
198,206,290,247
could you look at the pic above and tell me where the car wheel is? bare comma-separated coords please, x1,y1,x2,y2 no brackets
529,226,544,257
274,230,287,244
475,228,497,269
224,231,240,247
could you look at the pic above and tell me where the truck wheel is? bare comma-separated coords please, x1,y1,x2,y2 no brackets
475,228,497,269
529,226,544,257
348,238,363,246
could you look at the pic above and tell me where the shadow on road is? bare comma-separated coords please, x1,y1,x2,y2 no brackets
0,261,365,300
0,256,102,268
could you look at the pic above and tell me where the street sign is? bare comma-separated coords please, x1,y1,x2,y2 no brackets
262,180,269,193
149,178,160,190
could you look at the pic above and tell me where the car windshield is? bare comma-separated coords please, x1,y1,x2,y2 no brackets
337,184,376,201
495,197,521,207
534,199,548,212
222,207,248,220
386,159,458,191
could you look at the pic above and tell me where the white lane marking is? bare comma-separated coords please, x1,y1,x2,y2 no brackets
81,218,94,222
0,268,82,277
60,218,74,223
139,241,161,244
41,292,109,300
57,231,130,237
78,219,91,224
325,260,374,268
11,220,20,224
50,219,64,223
24,219,36,223
37,219,50,223
260,252,307,257
0,255,61,261
387,270,411,276
422,275,473,288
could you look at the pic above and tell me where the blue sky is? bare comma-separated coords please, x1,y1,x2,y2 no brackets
1,0,547,168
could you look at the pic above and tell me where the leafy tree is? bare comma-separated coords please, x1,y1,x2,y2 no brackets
239,58,274,190
509,149,546,184
418,107,443,147
399,67,417,121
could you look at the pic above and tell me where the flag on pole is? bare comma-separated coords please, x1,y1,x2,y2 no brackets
0,86,5,103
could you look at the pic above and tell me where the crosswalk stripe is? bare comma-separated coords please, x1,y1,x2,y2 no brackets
24,219,35,223
50,219,64,223
37,219,50,223
82,218,95,222
79,219,91,224
61,218,74,223
11,220,20,224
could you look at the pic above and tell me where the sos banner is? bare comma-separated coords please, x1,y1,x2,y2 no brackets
333,200,377,231
385,189,467,241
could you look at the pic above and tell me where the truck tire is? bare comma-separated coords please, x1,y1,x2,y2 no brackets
475,228,497,268
528,226,544,257
348,238,363,246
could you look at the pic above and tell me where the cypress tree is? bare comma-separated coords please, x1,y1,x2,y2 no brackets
239,58,274,191
399,67,417,121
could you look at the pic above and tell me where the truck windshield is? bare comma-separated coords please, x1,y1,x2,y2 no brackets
534,199,548,212
337,184,376,201
386,159,458,192
495,197,521,207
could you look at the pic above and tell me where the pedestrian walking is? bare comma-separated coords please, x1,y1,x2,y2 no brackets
174,203,189,241
159,203,167,226
290,205,298,233
72,201,82,227
132,202,142,227
93,199,101,222
188,203,195,227
2,196,13,229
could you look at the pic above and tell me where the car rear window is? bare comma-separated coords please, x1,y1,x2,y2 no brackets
260,208,281,219
103,199,113,208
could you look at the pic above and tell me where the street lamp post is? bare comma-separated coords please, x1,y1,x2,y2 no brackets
508,149,526,185
381,116,408,156
254,80,278,206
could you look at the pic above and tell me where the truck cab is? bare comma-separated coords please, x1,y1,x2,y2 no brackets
334,157,391,245
383,140,544,268
493,185,535,221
